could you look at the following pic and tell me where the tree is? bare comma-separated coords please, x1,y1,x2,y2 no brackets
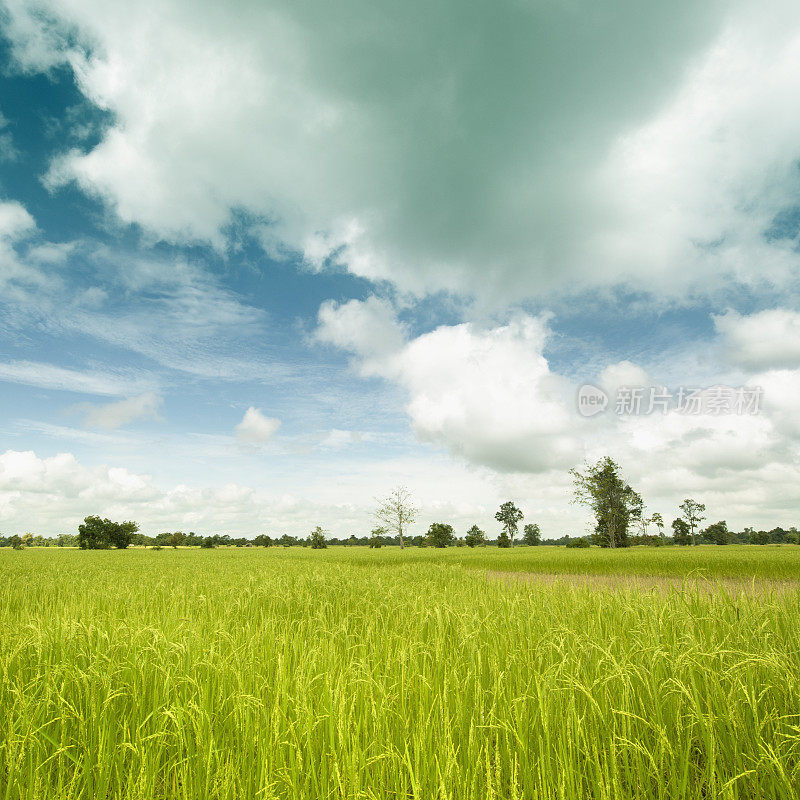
9,534,23,550
522,523,541,546
253,534,273,547
495,501,523,547
650,513,665,542
752,530,771,545
375,486,417,549
671,518,692,546
566,537,590,549
169,531,186,549
308,526,327,549
201,536,216,548
426,522,455,548
278,533,297,547
496,530,511,548
21,532,34,548
570,457,640,548
678,499,706,546
78,516,138,550
369,527,385,548
702,520,730,545
464,525,486,548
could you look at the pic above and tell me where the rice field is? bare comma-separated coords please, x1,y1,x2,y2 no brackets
2,546,800,799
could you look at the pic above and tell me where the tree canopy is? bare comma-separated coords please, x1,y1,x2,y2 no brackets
77,516,139,550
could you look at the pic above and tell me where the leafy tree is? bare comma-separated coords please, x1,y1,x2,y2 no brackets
752,530,771,545
9,534,23,550
374,486,417,549
253,534,273,547
496,530,511,548
650,512,665,541
369,527,385,548
169,531,186,548
78,516,138,550
200,536,216,548
678,499,706,546
426,522,455,548
566,537,590,548
671,518,692,546
464,525,486,548
702,520,730,545
522,523,541,546
21,532,34,547
278,533,297,547
570,457,640,548
347,534,359,547
308,526,328,549
495,501,523,547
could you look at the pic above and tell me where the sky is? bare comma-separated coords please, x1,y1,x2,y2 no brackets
1,0,800,539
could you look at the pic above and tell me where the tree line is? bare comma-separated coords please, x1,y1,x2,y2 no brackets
2,460,798,549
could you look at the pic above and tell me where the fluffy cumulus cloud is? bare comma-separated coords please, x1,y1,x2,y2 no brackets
4,0,800,299
235,407,281,444
714,309,800,370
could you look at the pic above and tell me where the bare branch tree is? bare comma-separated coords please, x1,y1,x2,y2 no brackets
374,486,417,549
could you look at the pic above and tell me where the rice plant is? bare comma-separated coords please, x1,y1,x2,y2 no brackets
1,547,799,799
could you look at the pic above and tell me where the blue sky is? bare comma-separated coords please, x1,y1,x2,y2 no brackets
1,0,800,538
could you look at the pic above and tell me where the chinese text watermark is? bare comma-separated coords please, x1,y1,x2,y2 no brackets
577,384,762,417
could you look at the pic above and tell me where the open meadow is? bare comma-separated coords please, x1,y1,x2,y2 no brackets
2,546,800,799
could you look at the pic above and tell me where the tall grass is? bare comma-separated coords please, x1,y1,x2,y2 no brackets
1,547,799,799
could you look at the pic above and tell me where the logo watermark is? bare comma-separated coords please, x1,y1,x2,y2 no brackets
577,384,763,417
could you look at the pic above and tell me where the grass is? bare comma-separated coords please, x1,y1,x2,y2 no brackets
1,546,799,799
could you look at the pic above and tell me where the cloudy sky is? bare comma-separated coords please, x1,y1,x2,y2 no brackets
1,0,800,538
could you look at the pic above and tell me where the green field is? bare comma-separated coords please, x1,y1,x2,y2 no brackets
2,547,800,799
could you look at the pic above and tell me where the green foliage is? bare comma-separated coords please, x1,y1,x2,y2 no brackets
9,534,22,550
2,547,800,799
369,527,385,548
570,457,640,548
308,526,328,549
169,531,186,549
671,518,692,546
200,537,216,549
679,498,706,546
566,536,590,548
464,525,486,548
495,501,523,546
702,520,731,545
77,516,139,550
426,522,455,548
522,522,541,546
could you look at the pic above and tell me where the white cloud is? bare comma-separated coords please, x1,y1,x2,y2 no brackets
714,309,800,370
319,301,583,471
234,407,281,444
5,0,800,300
599,361,654,397
0,360,156,396
80,391,163,429
316,296,407,376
